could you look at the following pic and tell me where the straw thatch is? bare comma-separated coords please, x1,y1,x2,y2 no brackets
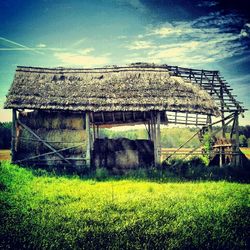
4,65,219,116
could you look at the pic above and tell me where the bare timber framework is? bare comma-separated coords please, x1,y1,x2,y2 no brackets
5,63,246,170
163,65,245,166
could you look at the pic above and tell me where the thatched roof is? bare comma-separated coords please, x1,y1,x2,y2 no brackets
4,65,219,116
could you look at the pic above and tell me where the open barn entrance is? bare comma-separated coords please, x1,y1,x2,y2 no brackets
85,111,167,171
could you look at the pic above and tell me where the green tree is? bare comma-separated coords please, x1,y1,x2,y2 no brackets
0,122,12,149
247,138,250,148
239,134,247,147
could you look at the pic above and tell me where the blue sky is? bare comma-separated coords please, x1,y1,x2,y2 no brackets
0,0,249,124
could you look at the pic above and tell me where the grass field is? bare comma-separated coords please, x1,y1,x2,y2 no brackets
241,147,250,159
0,161,249,249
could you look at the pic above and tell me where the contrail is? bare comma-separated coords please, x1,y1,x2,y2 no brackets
0,37,44,54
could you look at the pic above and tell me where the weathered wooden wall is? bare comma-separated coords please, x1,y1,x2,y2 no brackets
15,110,87,171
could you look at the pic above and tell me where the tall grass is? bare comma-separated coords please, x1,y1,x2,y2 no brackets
0,161,249,249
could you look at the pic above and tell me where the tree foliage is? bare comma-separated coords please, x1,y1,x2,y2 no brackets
0,122,11,149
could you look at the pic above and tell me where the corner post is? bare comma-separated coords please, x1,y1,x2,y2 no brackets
220,85,226,138
11,109,17,163
156,111,161,165
85,112,91,167
234,112,240,166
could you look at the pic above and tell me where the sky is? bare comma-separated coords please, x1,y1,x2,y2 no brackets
0,0,249,125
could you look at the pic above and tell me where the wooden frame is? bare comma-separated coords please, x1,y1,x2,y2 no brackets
11,110,86,166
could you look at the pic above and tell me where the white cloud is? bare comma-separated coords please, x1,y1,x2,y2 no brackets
227,74,250,83
125,40,154,50
54,52,110,67
149,23,191,37
36,43,46,48
124,12,248,67
240,23,250,38
117,35,127,39
72,38,86,47
197,1,218,8
79,48,95,55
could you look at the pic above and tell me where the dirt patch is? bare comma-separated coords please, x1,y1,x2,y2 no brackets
0,150,10,160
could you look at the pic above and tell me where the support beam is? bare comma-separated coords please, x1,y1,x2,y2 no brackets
15,143,85,164
156,111,161,165
11,109,17,163
17,119,72,165
220,85,226,137
86,112,91,167
148,120,151,140
234,113,240,167
96,125,100,139
92,124,96,142
207,115,212,132
150,111,158,166
219,146,223,167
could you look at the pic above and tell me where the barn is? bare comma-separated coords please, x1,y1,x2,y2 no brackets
4,63,245,172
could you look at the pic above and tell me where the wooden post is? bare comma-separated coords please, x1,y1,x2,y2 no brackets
147,120,151,140
150,111,157,166
207,115,212,132
234,113,240,166
92,124,96,142
156,111,161,165
96,125,100,139
219,146,223,167
11,109,17,163
220,85,226,137
86,112,91,167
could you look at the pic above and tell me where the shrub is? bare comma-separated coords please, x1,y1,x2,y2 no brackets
95,167,109,181
202,132,213,165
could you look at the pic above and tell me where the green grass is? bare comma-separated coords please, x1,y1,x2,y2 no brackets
241,147,250,157
0,161,250,249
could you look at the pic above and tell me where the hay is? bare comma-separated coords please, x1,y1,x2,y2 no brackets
5,64,220,116
17,128,86,153
92,138,154,171
19,110,85,130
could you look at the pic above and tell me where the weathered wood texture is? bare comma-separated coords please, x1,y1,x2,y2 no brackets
11,109,17,163
13,110,87,171
85,112,91,167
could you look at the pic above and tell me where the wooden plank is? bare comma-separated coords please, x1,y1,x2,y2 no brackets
151,112,157,166
90,112,94,123
86,112,91,167
181,117,234,161
156,111,161,165
11,109,17,163
165,130,201,160
101,112,105,123
92,124,96,141
96,125,100,139
220,84,226,137
230,117,236,139
234,113,240,166
15,143,85,164
17,119,72,165
147,120,151,140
